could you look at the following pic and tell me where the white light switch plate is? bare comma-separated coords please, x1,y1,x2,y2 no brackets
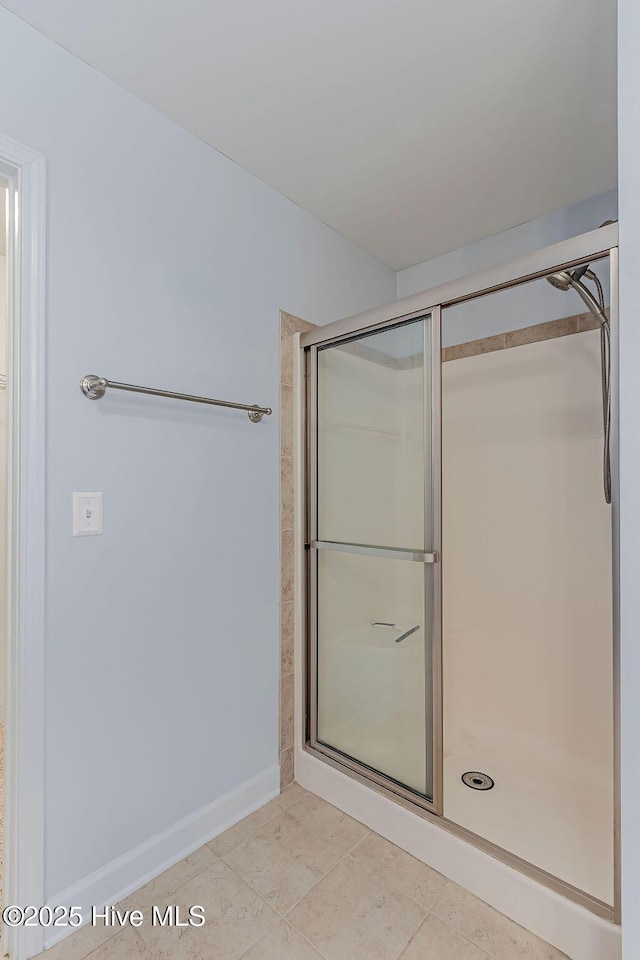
73,492,103,536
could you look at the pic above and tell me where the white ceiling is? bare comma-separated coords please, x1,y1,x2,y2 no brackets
1,0,617,269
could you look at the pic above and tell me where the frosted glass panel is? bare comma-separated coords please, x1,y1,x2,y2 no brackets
317,550,430,798
317,319,427,549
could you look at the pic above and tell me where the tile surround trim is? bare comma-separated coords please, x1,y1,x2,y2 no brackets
279,311,315,788
443,310,604,362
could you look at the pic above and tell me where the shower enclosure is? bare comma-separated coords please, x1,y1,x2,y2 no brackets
301,224,619,922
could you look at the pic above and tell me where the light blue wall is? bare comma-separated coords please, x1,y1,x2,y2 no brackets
0,8,396,897
397,191,618,346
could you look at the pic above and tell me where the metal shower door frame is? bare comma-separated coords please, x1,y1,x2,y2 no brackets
305,310,442,816
301,222,619,921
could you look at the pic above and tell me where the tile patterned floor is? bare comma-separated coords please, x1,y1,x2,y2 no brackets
34,783,568,960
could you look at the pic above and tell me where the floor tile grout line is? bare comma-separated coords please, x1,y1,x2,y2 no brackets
343,848,446,916
350,826,451,885
426,895,548,960
279,786,369,829
281,850,352,919
275,791,306,812
217,847,308,943
218,803,343,880
218,793,370,917
282,848,432,958
441,920,495,959
121,847,223,915
346,831,563,958
231,908,282,960
196,855,285,960
281,917,334,960
218,798,375,923
74,924,156,960
281,797,374,860
114,843,274,954
399,911,496,960
348,825,458,907
425,903,496,960
208,796,285,856
400,902,435,960
428,886,570,960
238,916,334,960
284,850,428,960
396,914,431,960
272,817,382,915
131,925,163,960
215,854,284,921
42,917,122,960
344,828,371,856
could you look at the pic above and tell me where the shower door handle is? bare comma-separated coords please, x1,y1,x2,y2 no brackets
371,622,421,643
395,625,420,644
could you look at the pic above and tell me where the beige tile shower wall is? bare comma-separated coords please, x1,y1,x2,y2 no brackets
280,311,315,787
442,328,614,904
442,309,601,361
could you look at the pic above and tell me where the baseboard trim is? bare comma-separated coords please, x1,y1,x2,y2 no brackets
295,749,621,960
44,764,280,950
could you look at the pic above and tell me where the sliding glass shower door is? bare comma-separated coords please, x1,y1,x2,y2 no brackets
307,313,441,808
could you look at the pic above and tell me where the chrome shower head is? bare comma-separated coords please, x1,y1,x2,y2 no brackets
546,267,606,326
546,263,590,292
546,271,573,291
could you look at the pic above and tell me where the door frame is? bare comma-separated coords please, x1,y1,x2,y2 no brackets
0,135,47,960
299,223,620,922
304,309,443,815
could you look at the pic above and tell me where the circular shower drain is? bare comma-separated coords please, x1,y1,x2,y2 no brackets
462,771,494,791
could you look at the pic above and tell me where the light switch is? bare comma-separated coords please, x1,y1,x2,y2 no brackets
73,492,103,536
